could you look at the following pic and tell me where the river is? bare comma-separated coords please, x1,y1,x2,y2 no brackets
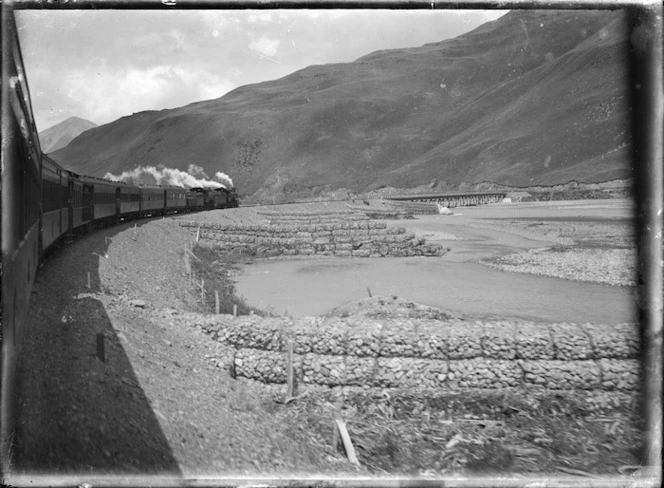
234,199,636,324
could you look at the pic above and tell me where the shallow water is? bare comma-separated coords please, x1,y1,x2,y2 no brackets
234,256,636,324
234,200,637,324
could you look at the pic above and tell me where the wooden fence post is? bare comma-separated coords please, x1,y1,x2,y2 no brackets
286,340,294,399
96,334,105,362
215,290,220,314
334,407,360,466
184,243,191,279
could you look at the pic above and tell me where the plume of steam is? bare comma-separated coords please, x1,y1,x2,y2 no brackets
187,164,208,178
215,172,233,189
104,164,232,189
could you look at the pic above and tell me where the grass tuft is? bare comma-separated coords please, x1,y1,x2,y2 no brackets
189,243,267,316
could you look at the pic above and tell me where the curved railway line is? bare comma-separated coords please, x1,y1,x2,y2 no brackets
2,3,662,481
1,9,238,466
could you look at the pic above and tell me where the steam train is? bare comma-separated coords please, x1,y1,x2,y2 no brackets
42,156,237,245
0,7,236,465
9,113,239,264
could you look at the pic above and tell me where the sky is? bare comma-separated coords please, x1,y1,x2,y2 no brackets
16,8,508,133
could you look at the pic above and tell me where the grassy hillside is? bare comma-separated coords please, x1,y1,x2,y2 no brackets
51,9,630,199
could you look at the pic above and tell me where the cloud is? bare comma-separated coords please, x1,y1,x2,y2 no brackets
168,29,188,51
62,63,235,125
249,36,280,58
18,9,508,130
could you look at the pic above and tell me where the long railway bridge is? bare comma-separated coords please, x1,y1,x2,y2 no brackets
387,191,508,212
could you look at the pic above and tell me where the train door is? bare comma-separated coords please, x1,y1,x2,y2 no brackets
138,188,145,214
82,183,93,223
67,179,74,235
57,169,62,237
115,187,121,216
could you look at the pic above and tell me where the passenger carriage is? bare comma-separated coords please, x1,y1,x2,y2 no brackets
41,155,69,251
114,181,141,219
68,172,93,231
1,7,44,463
80,175,119,223
164,185,187,214
117,181,141,216
139,185,166,216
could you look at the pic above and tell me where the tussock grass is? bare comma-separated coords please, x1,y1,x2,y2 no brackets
283,387,642,475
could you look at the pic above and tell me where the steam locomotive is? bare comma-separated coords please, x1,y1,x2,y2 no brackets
189,186,239,210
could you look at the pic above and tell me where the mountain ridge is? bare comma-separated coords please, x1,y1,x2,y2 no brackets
50,9,631,200
39,116,98,154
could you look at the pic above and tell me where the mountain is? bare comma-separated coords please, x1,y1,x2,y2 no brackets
50,9,631,200
39,116,98,154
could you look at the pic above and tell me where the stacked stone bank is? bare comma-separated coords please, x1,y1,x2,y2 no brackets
180,220,447,257
196,314,639,391
344,205,414,220
257,210,370,225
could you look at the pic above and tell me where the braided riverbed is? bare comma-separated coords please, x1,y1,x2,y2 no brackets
230,199,636,323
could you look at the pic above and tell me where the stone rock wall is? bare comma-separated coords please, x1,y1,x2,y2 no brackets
257,210,370,224
180,220,448,257
196,314,639,391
